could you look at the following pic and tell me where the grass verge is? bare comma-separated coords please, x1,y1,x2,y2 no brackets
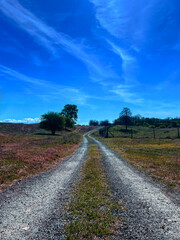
104,125,180,139
65,145,123,239
93,133,180,192
0,132,82,192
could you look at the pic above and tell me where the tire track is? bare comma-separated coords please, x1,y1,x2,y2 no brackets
90,134,180,240
1,131,179,240
0,135,89,240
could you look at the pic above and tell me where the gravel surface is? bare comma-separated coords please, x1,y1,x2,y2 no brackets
0,135,88,240
1,130,180,240
90,135,180,240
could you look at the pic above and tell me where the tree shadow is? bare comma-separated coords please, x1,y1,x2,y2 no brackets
35,132,61,136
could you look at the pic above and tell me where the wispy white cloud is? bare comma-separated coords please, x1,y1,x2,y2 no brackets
0,64,50,87
90,0,176,52
0,63,143,109
90,0,127,38
37,90,90,106
1,117,40,123
0,0,56,53
0,0,110,79
0,64,89,104
30,53,47,67
110,84,143,104
0,64,129,107
106,40,137,82
0,64,98,107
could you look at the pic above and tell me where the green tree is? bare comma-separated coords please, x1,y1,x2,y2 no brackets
60,104,78,123
89,120,99,126
40,112,65,135
100,120,110,126
65,117,75,128
119,107,132,131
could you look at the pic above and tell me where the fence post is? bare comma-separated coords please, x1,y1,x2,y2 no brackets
131,128,133,139
105,127,109,138
102,127,105,138
178,127,180,138
153,127,156,139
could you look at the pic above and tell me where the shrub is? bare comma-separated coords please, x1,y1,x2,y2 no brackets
143,122,150,127
159,124,166,128
40,112,65,135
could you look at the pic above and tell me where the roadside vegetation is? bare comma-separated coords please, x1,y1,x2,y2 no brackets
0,104,86,191
65,145,123,239
0,130,82,192
106,125,180,139
93,126,180,192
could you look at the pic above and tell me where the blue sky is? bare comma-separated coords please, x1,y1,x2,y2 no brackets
0,0,180,124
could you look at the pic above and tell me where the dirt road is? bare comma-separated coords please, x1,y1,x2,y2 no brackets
89,134,180,240
0,132,180,239
0,135,88,240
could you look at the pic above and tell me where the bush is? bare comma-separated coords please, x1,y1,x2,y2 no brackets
40,112,65,135
143,122,150,127
159,124,166,128
149,125,155,128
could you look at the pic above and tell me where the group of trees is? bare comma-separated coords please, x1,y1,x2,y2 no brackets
41,104,180,135
115,109,180,129
40,104,78,135
89,120,110,126
89,108,132,130
89,107,180,130
130,116,180,128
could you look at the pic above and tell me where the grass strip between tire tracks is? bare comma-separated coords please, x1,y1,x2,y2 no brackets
65,144,123,239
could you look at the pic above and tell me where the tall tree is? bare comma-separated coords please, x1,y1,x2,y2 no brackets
60,104,78,123
40,112,65,135
119,107,132,130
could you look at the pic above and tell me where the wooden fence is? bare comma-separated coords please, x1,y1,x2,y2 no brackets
99,126,180,139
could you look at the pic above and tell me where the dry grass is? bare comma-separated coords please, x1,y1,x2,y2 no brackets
0,132,82,192
104,125,179,139
94,136,180,192
65,145,123,239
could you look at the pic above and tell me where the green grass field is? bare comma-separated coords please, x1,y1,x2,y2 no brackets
94,125,180,192
105,125,179,139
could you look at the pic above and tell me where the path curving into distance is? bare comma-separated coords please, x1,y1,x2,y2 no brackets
89,134,180,240
0,130,180,240
0,135,88,240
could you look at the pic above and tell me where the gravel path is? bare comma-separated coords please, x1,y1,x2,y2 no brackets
0,135,88,240
1,131,180,240
90,135,180,240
